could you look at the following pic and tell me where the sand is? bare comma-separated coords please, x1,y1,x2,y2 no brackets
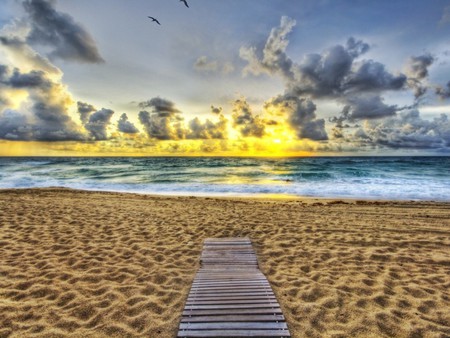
0,188,449,338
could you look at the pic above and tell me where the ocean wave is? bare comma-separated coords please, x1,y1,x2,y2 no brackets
0,157,449,201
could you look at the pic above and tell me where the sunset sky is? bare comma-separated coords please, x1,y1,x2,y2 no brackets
0,0,449,156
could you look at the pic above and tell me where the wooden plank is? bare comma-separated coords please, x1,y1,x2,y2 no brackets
180,315,286,323
186,296,277,304
182,308,283,316
177,330,290,337
184,304,280,310
191,285,272,292
186,299,279,305
179,322,288,330
192,280,269,285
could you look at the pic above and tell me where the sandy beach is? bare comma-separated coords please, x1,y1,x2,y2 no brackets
0,188,449,338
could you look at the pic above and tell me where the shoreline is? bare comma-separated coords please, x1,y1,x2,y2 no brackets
2,186,450,204
1,188,449,337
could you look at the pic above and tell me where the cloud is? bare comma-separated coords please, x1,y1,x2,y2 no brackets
232,99,266,137
405,54,434,80
240,16,296,79
23,0,104,63
266,95,328,140
194,56,234,75
194,56,218,73
337,94,398,121
138,109,185,140
404,54,435,98
210,105,223,114
0,35,61,75
8,68,50,88
240,17,407,100
0,66,84,141
0,110,33,140
117,113,139,134
77,101,96,124
138,97,181,116
353,110,450,150
187,115,227,139
345,60,406,93
439,5,450,25
84,108,114,140
436,81,450,99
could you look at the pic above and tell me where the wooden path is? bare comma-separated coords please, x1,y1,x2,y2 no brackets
177,237,291,337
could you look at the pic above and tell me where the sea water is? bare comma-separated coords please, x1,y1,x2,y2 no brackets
0,157,449,201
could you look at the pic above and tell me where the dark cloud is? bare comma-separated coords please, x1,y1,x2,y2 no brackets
117,113,139,134
0,66,84,141
241,17,407,102
138,110,185,140
345,60,406,93
211,105,223,114
0,110,33,140
187,115,227,139
232,99,266,138
84,108,114,140
137,97,186,140
0,35,61,74
353,110,450,150
405,54,434,80
8,69,50,88
337,94,398,121
138,97,181,116
266,95,328,140
436,81,450,99
345,37,370,58
0,65,8,80
404,54,435,99
0,104,84,141
23,0,104,63
77,101,96,124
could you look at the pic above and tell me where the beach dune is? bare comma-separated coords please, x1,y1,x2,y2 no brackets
0,188,449,337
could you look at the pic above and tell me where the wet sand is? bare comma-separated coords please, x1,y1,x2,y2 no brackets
0,188,449,337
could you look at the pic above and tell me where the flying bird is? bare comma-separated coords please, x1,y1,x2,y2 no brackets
148,16,161,25
180,0,189,8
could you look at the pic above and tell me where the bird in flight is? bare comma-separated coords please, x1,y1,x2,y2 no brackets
148,16,161,25
180,0,189,8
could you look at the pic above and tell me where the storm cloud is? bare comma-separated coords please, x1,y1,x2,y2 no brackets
404,54,435,98
0,65,83,141
83,108,114,140
23,0,104,63
266,95,328,140
187,115,227,139
232,99,266,138
138,97,181,116
353,110,450,150
77,101,96,124
436,81,450,99
117,113,139,134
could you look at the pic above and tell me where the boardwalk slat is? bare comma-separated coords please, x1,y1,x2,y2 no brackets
181,315,286,323
179,322,288,330
177,330,290,337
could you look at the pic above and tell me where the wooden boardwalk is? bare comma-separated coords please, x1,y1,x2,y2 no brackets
177,238,291,337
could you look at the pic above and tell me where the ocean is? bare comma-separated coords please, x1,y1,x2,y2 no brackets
0,157,449,201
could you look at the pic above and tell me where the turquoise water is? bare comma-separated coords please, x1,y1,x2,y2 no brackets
0,157,449,201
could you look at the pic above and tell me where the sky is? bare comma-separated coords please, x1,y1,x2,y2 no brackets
0,0,449,156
